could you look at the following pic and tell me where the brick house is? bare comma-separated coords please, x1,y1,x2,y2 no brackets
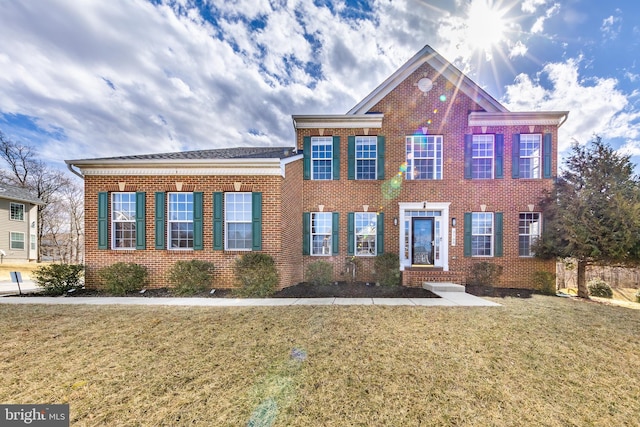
67,45,568,290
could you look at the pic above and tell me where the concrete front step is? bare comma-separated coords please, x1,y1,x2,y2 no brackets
422,282,466,293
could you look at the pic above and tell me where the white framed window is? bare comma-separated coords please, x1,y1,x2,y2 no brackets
472,134,494,179
311,136,333,180
10,232,25,250
356,136,377,180
112,192,136,249
519,134,541,179
405,135,443,180
311,212,332,255
519,213,541,257
355,212,377,256
30,234,36,251
168,192,193,249
472,212,493,256
10,203,24,221
225,192,252,250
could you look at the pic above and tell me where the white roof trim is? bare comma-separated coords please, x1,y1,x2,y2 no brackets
292,114,383,129
468,111,569,127
348,45,508,115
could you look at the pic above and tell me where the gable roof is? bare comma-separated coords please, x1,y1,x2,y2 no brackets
348,45,508,115
0,183,45,205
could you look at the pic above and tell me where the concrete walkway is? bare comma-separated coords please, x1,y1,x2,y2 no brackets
0,289,500,307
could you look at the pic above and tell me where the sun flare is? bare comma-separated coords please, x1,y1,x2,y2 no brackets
466,0,508,54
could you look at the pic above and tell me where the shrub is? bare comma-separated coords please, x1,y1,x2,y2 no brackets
98,262,148,296
467,261,503,288
636,289,640,304
533,271,556,295
32,264,84,296
167,260,215,295
233,253,279,297
374,253,401,287
305,260,333,286
587,277,613,298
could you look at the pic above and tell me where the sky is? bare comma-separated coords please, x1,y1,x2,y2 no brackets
0,0,639,172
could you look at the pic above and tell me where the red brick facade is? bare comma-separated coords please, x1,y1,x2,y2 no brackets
73,46,567,291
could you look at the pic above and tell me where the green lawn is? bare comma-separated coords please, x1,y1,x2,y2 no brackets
1,296,639,426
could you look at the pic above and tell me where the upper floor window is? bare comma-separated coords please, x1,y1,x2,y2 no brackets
519,134,541,179
355,136,377,180
406,135,442,180
355,212,377,256
112,192,136,249
168,192,193,249
10,232,25,250
225,192,252,250
311,136,333,180
519,212,541,257
471,212,493,257
10,203,24,221
472,134,494,179
311,212,332,255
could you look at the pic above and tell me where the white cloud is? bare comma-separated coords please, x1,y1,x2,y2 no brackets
530,3,560,34
522,0,548,14
601,12,622,40
509,41,528,58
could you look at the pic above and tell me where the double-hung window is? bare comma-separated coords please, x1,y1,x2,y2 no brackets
311,212,332,255
471,212,493,256
311,137,333,180
10,232,24,250
355,136,377,180
10,203,24,221
168,192,193,249
472,135,494,179
355,212,377,255
405,135,442,180
112,192,136,249
225,192,252,250
519,213,541,256
519,134,541,179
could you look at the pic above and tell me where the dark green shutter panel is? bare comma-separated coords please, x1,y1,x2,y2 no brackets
98,192,108,250
347,136,356,180
543,133,552,178
303,136,311,180
463,212,472,257
135,192,146,250
347,212,355,255
154,192,166,250
376,212,384,254
512,134,520,178
377,136,385,180
213,192,223,250
494,212,503,257
252,192,262,251
332,136,340,180
495,134,504,179
193,192,203,250
332,212,339,254
302,212,310,255
464,134,472,179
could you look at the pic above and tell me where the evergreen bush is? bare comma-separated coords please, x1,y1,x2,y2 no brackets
533,271,556,295
98,262,148,296
233,253,279,297
374,253,401,287
587,277,613,298
305,260,333,286
167,260,215,295
32,264,84,296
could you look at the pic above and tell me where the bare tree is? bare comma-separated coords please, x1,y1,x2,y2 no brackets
0,131,74,262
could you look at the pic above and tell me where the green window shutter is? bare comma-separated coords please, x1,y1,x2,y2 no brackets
154,192,166,250
347,212,355,255
303,136,311,180
252,192,262,251
377,136,385,180
332,212,339,254
543,133,552,178
348,136,356,180
463,212,472,257
495,134,504,179
512,134,520,178
213,192,223,250
193,192,203,250
98,192,108,250
135,192,146,250
494,212,503,257
332,136,340,180
464,134,472,179
302,212,310,255
376,212,384,254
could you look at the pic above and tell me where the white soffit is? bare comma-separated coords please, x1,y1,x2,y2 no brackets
468,111,570,127
292,114,384,129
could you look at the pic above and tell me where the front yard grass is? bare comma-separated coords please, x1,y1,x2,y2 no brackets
1,295,639,426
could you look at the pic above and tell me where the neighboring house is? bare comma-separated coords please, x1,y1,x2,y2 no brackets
66,45,568,290
0,183,44,262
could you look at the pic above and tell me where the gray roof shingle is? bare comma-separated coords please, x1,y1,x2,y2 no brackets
0,183,45,205
73,146,299,162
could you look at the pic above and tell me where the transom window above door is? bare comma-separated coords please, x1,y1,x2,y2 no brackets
405,135,443,180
